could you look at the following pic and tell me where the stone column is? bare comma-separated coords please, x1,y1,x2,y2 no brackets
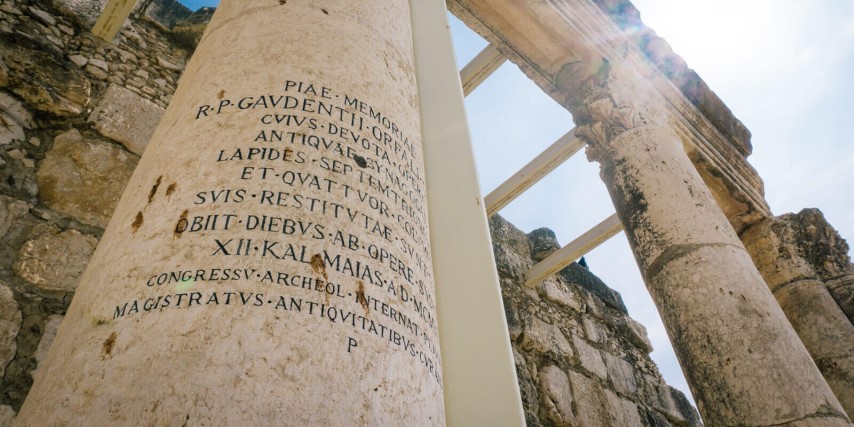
742,212,854,416
567,62,852,426
17,1,444,425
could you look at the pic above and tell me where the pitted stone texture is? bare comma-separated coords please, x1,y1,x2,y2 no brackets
0,92,34,146
31,314,64,379
539,365,575,426
569,371,609,425
0,38,90,117
0,283,21,378
604,389,643,426
528,227,560,261
0,405,15,427
89,84,165,156
560,262,627,314
573,335,607,380
13,223,98,292
539,278,583,312
582,317,605,343
490,216,533,280
619,317,653,354
604,352,637,396
37,129,138,228
0,195,30,239
651,243,846,425
521,317,574,359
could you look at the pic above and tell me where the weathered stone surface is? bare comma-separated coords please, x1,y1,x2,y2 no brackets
27,7,57,26
0,405,15,427
490,215,533,280
604,389,643,426
560,262,627,314
0,38,90,117
742,210,854,414
604,352,637,396
37,129,138,228
142,0,193,28
13,223,97,292
539,365,574,426
540,279,583,312
168,7,214,50
89,84,165,156
31,314,64,379
573,335,607,380
0,92,33,147
619,317,653,353
582,317,605,343
0,195,30,240
528,227,560,261
521,317,574,358
0,283,21,378
569,371,609,425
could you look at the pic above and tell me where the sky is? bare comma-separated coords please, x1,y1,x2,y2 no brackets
178,0,854,407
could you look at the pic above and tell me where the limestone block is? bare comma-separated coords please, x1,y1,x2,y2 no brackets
0,194,30,239
604,352,637,396
13,223,98,292
573,335,607,380
156,55,184,71
89,84,165,156
26,7,56,26
0,38,90,117
540,279,583,311
828,275,854,323
559,263,627,314
0,92,33,147
619,317,653,353
582,317,605,343
68,54,88,68
31,314,63,379
0,405,15,427
521,317,574,358
0,92,35,129
528,227,560,261
538,365,575,426
604,389,643,426
742,219,816,290
37,129,138,228
0,283,21,378
568,371,608,426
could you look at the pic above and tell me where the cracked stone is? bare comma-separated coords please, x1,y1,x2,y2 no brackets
13,223,98,292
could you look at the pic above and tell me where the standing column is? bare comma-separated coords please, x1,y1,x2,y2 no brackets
17,1,444,425
742,213,854,415
567,62,851,426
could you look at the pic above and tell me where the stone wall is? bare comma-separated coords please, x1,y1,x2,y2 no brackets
0,0,194,421
0,0,705,425
491,216,701,426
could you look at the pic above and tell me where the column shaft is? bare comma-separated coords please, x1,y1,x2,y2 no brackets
593,124,850,426
17,1,444,424
743,217,854,416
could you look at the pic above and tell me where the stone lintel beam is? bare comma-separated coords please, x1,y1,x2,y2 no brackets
448,0,770,232
566,62,851,425
742,213,854,415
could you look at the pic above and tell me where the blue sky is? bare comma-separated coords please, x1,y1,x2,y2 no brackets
178,0,854,405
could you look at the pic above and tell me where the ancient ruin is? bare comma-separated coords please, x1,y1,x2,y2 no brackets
0,0,851,425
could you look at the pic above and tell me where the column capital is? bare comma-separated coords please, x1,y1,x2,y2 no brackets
565,61,669,162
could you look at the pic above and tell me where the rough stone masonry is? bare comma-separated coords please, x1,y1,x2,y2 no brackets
0,0,852,425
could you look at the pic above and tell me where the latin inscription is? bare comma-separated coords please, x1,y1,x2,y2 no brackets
109,80,441,386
